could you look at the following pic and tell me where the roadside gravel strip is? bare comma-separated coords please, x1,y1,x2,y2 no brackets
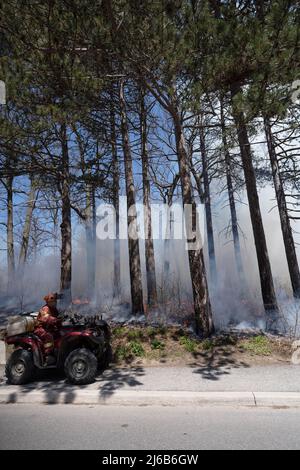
0,387,300,407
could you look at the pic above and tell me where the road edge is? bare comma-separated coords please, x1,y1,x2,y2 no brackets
1,389,300,407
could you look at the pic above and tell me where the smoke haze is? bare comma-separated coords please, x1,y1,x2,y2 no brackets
0,184,299,334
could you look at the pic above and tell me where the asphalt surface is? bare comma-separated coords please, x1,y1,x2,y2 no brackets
1,404,300,450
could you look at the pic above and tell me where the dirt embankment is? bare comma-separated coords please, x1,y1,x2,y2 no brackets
109,325,293,368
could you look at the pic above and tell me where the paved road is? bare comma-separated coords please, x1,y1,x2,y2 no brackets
1,405,300,450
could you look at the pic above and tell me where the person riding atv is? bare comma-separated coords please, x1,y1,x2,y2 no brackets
4,295,112,385
34,292,62,366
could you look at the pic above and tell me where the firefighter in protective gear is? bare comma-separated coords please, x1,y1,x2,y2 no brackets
34,293,62,364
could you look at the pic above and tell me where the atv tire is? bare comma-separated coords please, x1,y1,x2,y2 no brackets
64,348,98,385
6,349,36,385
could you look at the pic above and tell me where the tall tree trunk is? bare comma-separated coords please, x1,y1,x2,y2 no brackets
140,89,157,306
264,116,300,298
231,85,279,327
60,123,72,304
119,80,144,315
163,207,172,281
199,126,217,283
220,98,246,286
85,180,96,300
6,175,15,292
163,174,180,297
172,106,214,336
111,103,121,299
19,177,38,268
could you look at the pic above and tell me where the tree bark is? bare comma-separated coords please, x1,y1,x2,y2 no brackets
220,98,246,286
163,174,180,282
85,180,96,300
6,175,15,292
19,176,38,268
140,89,158,306
264,116,300,298
199,125,217,283
231,85,279,326
119,80,144,315
173,106,214,336
59,123,72,304
111,103,121,299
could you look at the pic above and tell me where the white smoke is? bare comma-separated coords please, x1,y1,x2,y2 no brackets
0,182,299,335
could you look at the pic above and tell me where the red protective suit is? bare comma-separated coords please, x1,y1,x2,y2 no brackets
34,304,62,355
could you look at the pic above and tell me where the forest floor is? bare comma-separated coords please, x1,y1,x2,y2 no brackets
110,325,293,368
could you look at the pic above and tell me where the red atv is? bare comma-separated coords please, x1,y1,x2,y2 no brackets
4,313,112,385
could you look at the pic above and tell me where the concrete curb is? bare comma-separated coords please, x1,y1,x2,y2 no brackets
254,392,300,407
0,389,300,407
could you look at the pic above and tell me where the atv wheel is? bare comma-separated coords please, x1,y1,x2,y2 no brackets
6,349,36,385
64,348,97,385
